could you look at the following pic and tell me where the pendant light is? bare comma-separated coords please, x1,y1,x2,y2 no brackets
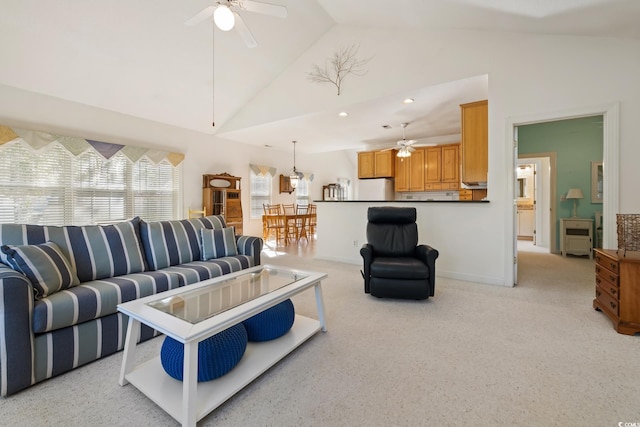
289,141,301,189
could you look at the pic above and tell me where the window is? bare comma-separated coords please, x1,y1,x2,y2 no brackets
0,136,182,225
250,170,272,219
295,178,309,206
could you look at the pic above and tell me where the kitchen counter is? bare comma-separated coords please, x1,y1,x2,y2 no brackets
313,199,502,286
314,199,490,203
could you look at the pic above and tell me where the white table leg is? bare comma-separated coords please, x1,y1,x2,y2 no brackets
182,341,199,427
314,282,328,332
119,317,141,386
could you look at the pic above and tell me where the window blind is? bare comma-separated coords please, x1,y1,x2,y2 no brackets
0,139,182,225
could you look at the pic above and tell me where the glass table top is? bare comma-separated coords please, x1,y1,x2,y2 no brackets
146,267,307,324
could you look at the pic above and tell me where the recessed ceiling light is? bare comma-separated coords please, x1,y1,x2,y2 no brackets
382,125,392,129
403,98,415,104
338,111,348,117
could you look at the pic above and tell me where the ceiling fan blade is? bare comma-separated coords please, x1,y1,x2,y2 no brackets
407,146,416,152
380,147,397,152
240,0,288,18
234,13,258,48
184,6,216,26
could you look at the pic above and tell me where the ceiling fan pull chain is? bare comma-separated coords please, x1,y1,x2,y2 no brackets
211,20,216,127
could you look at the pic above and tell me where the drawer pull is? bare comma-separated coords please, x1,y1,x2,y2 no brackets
610,301,617,310
596,277,601,285
610,287,617,296
596,289,601,297
609,262,617,271
610,275,616,283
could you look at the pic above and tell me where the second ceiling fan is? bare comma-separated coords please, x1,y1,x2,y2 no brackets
185,0,288,48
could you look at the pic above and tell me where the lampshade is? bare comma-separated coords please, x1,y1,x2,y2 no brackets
214,5,235,31
566,188,583,218
566,188,584,199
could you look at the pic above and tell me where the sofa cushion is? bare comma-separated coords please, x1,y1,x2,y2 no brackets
200,227,238,260
139,215,227,270
32,270,181,333
162,256,254,286
1,242,80,299
0,217,147,283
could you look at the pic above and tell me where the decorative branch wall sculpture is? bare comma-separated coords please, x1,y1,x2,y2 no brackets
307,44,371,95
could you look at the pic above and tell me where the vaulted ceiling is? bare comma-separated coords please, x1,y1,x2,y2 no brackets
1,0,638,153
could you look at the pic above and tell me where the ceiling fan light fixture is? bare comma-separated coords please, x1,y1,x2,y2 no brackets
397,147,411,158
214,5,235,31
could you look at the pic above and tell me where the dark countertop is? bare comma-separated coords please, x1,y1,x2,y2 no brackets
313,199,490,203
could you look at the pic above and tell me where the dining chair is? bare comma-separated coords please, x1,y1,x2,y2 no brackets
188,207,206,218
262,205,286,245
295,204,309,242
307,203,317,239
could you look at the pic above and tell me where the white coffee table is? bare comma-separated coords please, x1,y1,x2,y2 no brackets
117,264,327,427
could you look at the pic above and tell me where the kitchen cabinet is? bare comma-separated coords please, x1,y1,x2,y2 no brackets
424,144,460,191
202,173,243,235
408,148,425,191
358,150,395,179
459,189,487,201
517,207,534,239
395,154,409,192
460,100,488,185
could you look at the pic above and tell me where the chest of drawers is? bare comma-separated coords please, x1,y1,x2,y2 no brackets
593,249,640,335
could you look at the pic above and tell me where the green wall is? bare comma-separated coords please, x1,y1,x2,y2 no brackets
518,116,603,250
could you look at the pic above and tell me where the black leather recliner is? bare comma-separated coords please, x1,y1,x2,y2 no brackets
360,206,439,300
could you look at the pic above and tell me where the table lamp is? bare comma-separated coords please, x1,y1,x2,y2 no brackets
566,188,584,218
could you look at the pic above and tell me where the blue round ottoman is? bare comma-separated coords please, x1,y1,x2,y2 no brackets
160,322,247,382
243,299,295,342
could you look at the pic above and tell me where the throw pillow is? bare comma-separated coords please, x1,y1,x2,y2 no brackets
200,227,238,260
1,241,80,299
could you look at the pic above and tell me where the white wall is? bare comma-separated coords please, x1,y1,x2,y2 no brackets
228,26,640,286
2,26,639,287
0,84,359,238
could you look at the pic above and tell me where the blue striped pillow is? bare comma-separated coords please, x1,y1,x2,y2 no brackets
200,227,238,260
1,242,80,299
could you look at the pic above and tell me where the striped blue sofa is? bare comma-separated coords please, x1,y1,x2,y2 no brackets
0,215,262,396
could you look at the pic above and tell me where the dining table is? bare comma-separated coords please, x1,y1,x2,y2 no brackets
262,212,314,244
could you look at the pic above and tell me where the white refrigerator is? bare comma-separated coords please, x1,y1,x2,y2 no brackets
356,178,395,201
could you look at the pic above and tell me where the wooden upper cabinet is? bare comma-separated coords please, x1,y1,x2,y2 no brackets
441,144,459,183
460,100,488,185
425,147,441,183
409,148,425,191
374,150,395,178
358,151,375,178
395,154,409,192
358,150,395,178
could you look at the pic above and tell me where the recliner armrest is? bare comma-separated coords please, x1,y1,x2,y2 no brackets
360,244,374,293
416,245,439,296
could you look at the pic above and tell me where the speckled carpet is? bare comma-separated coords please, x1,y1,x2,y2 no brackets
2,250,639,426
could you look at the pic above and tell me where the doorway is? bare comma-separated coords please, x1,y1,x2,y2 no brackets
507,103,619,286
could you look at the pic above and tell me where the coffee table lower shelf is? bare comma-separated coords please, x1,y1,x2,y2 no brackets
124,315,321,424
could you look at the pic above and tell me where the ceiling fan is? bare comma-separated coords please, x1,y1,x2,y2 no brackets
185,0,288,48
381,123,417,158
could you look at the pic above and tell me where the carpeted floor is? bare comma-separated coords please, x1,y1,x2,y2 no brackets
2,249,639,426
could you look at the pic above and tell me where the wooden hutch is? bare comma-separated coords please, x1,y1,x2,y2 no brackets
202,173,243,235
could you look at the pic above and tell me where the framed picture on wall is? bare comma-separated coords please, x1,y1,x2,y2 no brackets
591,161,603,203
